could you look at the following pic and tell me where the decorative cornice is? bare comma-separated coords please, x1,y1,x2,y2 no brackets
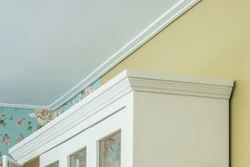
129,77,233,99
125,70,234,99
131,78,232,99
0,0,201,110
9,69,234,164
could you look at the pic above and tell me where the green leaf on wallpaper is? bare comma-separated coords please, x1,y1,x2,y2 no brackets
1,121,6,126
27,126,32,132
36,125,42,130
10,116,13,120
20,133,24,139
4,134,10,139
2,114,5,117
28,121,32,125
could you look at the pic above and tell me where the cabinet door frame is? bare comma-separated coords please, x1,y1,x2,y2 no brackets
40,143,62,167
92,110,123,167
91,107,133,167
40,94,134,167
60,128,91,167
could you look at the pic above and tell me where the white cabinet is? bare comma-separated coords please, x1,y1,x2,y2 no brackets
40,97,132,167
7,70,234,167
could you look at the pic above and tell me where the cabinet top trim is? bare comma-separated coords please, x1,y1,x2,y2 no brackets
9,69,234,164
125,69,234,87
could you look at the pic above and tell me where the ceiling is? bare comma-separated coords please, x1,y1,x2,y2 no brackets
0,0,199,110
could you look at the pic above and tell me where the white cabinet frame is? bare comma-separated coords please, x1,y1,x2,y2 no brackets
40,143,61,167
40,93,134,167
3,155,22,167
8,70,234,167
60,128,90,167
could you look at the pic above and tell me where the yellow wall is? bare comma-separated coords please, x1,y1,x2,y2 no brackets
101,0,250,167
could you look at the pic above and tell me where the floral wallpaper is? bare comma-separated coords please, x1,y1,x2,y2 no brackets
0,79,100,166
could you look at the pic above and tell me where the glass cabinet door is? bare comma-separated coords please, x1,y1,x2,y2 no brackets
69,148,86,167
40,128,90,167
40,108,130,167
99,132,121,167
59,128,91,167
90,109,130,167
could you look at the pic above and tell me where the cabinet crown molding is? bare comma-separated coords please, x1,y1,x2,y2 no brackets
125,70,233,99
9,69,234,164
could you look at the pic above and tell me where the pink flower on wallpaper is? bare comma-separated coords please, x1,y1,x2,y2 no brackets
16,137,21,143
29,110,54,126
17,120,23,126
2,137,9,146
84,87,92,97
0,163,2,167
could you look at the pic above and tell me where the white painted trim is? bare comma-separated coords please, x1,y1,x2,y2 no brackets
2,155,22,167
0,103,49,110
9,69,234,164
0,0,201,110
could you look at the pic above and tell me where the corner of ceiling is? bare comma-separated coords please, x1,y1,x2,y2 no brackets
0,0,200,111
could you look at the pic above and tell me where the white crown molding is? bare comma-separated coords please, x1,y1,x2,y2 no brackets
0,103,49,110
127,70,234,99
0,0,201,110
9,69,234,164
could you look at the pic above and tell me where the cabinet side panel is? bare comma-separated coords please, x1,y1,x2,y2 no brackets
136,92,229,167
23,157,39,167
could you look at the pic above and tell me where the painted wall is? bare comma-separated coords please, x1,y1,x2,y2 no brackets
101,0,250,167
0,79,100,166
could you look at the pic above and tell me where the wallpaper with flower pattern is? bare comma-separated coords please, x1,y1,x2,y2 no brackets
0,79,100,166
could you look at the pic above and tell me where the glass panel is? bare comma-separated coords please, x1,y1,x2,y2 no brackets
46,161,59,167
8,162,19,167
99,131,121,167
69,148,87,167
